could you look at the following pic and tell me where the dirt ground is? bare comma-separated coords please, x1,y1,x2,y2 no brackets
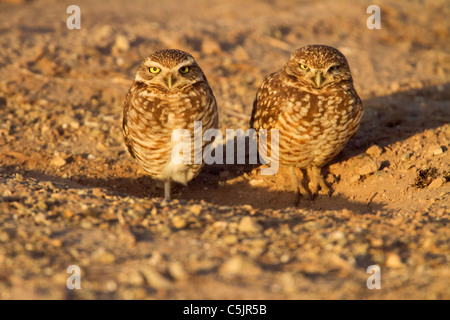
0,0,449,300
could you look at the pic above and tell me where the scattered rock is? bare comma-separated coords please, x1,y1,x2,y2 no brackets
366,145,383,157
330,231,345,241
358,160,380,176
232,46,249,60
432,146,444,156
238,216,262,233
249,178,265,187
428,177,446,189
401,152,412,161
390,81,400,92
168,261,187,281
141,268,172,289
93,250,116,264
189,204,202,216
171,216,187,229
93,25,114,48
113,35,130,53
50,155,66,167
219,256,262,277
223,234,238,245
386,253,404,268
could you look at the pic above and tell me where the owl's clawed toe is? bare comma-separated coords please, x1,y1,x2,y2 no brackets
308,166,332,198
299,187,313,202
320,183,332,197
291,167,312,205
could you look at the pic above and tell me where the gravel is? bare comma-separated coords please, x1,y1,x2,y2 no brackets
0,0,449,300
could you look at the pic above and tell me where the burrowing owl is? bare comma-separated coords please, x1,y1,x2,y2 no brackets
250,45,362,201
123,49,218,200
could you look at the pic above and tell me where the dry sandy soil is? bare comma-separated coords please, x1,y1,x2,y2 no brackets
0,0,449,299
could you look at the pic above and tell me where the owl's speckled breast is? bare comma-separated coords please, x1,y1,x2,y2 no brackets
276,88,362,168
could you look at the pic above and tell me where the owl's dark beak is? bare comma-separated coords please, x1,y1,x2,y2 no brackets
313,71,325,88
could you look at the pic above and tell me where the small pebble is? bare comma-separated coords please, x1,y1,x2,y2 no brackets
168,261,187,281
428,177,445,189
401,152,412,161
366,145,383,157
141,268,172,289
238,216,262,234
50,155,66,167
386,253,404,268
189,204,202,216
219,256,261,277
390,81,400,92
432,147,443,156
113,35,130,52
171,216,187,229
249,178,265,187
223,234,238,245
358,160,380,176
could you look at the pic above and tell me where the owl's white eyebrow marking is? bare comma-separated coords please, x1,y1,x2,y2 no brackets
134,73,147,82
173,60,195,71
143,61,165,69
144,57,195,73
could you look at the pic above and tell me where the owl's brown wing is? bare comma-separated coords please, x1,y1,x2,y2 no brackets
194,82,219,130
122,91,137,159
347,90,364,140
249,97,258,129
249,72,283,131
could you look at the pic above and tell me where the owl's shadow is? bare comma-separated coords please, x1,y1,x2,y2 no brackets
178,134,382,214
332,82,450,163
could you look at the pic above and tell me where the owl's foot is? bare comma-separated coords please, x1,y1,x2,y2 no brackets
291,167,312,205
307,166,331,198
164,180,172,201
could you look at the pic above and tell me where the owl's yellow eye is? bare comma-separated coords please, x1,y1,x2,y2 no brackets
149,67,160,74
299,64,309,70
179,66,190,74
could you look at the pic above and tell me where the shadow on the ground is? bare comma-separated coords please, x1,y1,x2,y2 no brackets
8,166,385,215
333,82,450,163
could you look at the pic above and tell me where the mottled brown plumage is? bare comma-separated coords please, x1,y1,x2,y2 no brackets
250,45,363,201
123,49,218,200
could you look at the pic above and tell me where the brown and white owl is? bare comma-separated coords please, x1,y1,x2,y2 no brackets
123,49,218,200
250,45,363,201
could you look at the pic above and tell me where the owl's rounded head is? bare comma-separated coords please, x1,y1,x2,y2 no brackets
284,45,353,91
134,49,207,92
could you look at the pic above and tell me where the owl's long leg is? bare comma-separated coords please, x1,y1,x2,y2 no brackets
307,166,331,197
164,180,171,201
291,167,311,204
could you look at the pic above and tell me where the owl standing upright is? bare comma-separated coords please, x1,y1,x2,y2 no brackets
123,49,218,200
250,45,363,201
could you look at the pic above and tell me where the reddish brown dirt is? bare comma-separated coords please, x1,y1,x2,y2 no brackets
0,0,449,299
